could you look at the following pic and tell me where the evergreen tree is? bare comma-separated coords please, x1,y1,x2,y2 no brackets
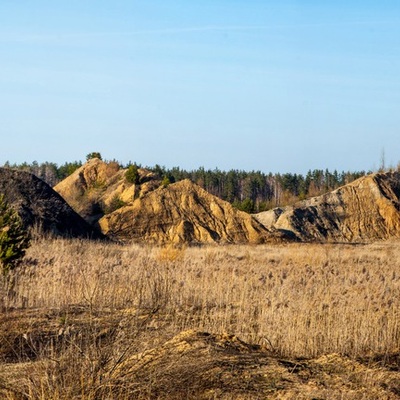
125,164,140,184
233,198,255,213
86,152,102,161
161,175,172,187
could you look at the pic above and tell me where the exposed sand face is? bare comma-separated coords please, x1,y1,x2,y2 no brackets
55,159,400,244
54,159,282,244
99,179,276,244
255,171,400,242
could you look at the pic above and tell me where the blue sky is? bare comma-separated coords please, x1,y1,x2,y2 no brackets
1,1,399,173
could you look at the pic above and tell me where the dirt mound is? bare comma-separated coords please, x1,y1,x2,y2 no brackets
111,329,283,398
0,167,102,238
54,158,159,224
99,179,278,244
255,171,400,242
1,308,398,399
108,329,400,399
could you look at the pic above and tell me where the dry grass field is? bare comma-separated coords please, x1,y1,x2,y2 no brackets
1,237,399,399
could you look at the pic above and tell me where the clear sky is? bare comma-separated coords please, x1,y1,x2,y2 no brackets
1,1,399,174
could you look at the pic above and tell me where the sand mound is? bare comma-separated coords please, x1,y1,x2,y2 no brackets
99,179,278,244
54,158,159,224
255,171,400,242
108,329,400,399
2,309,398,400
0,168,102,238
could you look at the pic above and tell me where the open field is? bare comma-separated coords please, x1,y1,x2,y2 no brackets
1,238,399,399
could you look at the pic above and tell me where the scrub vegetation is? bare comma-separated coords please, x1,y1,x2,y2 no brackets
1,237,399,399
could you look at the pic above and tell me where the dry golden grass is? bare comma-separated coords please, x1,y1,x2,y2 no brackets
10,237,400,358
1,237,399,399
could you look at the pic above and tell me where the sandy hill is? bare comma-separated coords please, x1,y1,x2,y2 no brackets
254,171,400,242
0,167,102,238
54,158,159,224
99,179,281,244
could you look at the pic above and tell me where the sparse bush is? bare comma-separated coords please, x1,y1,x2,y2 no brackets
161,174,175,187
0,194,30,276
161,176,171,187
125,164,140,184
104,194,126,214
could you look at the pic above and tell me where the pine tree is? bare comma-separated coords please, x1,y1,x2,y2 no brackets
125,164,140,184
86,152,102,161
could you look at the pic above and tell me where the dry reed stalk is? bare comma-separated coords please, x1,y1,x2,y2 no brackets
8,238,400,359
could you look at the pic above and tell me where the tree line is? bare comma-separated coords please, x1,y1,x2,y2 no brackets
1,157,369,213
148,165,368,212
2,160,83,187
